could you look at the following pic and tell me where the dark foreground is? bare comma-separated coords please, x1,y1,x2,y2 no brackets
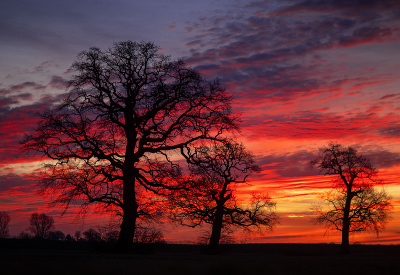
1,239,399,275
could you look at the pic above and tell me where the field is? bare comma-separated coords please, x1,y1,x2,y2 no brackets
1,240,399,275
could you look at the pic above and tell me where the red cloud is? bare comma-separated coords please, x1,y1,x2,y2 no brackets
241,110,400,141
339,27,398,47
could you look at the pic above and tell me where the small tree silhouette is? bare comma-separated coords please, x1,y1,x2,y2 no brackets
133,226,166,244
311,143,392,254
74,230,81,241
97,222,120,243
17,231,32,239
83,228,102,242
65,234,74,242
48,230,66,241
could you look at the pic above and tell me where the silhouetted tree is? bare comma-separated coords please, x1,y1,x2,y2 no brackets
104,230,120,243
0,212,10,238
97,222,120,242
48,230,66,241
22,41,236,249
171,140,278,253
74,230,81,241
197,227,235,245
28,213,54,239
311,143,392,254
133,226,166,244
65,234,74,242
17,231,32,239
83,228,102,242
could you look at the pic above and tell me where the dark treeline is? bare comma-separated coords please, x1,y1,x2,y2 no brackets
1,212,165,244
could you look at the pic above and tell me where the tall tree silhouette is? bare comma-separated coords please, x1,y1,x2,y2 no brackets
0,212,10,238
28,213,54,239
311,143,392,254
22,41,236,249
170,140,278,253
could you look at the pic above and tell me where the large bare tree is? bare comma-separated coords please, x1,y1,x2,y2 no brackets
23,41,236,248
171,140,278,253
311,143,392,254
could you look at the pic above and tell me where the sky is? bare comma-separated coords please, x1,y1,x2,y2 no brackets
1,0,400,244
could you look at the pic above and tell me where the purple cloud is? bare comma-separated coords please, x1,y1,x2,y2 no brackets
48,75,69,90
10,82,45,91
0,174,34,192
183,0,400,107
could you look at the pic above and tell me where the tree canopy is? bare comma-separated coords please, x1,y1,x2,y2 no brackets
0,212,10,238
311,143,392,254
28,213,55,239
171,140,278,252
22,41,237,248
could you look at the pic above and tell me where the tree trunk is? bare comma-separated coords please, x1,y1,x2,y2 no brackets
117,161,138,250
207,211,222,254
341,220,350,254
341,191,353,254
117,124,138,251
118,205,137,250
208,204,224,254
208,180,231,254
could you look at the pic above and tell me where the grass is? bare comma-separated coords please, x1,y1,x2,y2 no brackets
1,239,399,275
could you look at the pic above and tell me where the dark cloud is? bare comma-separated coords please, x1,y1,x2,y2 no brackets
243,111,366,140
183,0,400,104
364,148,400,169
0,96,18,109
378,126,400,138
254,145,400,181
48,75,69,90
338,26,395,47
0,174,34,192
0,92,33,109
193,63,221,72
272,0,400,16
22,61,56,74
10,82,45,91
14,93,33,101
380,93,400,100
256,150,319,178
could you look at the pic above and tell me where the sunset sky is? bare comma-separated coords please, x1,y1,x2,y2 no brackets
1,0,400,244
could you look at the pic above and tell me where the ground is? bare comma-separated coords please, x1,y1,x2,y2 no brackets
1,240,399,274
